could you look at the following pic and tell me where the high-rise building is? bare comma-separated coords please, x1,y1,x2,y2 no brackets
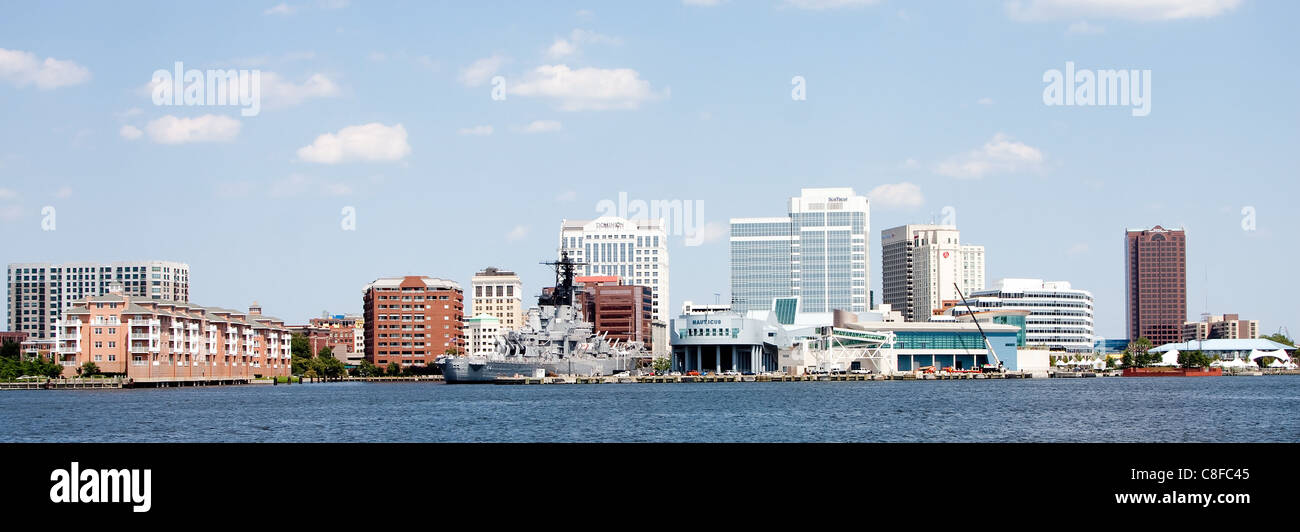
469,267,523,331
7,261,190,350
1125,226,1187,347
54,285,290,379
955,278,1095,353
729,188,869,313
559,217,669,321
362,276,463,367
880,225,984,321
1183,313,1258,342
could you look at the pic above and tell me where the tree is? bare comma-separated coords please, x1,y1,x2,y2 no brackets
652,357,671,373
311,354,345,380
443,346,461,357
385,362,403,376
290,334,312,358
78,361,100,377
1262,333,1294,348
317,346,334,359
352,360,380,377
0,356,22,380
0,340,20,361
1177,350,1211,369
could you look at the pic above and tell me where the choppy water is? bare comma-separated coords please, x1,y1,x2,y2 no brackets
2,377,1297,442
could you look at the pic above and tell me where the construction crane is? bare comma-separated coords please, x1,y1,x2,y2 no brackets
955,283,1004,372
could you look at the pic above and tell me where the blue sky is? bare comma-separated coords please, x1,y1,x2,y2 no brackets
1,0,1295,339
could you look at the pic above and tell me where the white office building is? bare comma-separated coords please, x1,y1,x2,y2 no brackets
730,187,869,313
880,225,984,321
957,278,1094,353
464,314,501,356
469,267,523,331
7,261,190,347
559,216,669,321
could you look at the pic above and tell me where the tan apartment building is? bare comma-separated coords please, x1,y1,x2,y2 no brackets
469,267,523,331
1183,313,1259,342
54,286,290,379
363,276,464,367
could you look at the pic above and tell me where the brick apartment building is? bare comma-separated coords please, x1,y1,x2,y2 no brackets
53,286,290,379
574,276,653,351
1125,226,1187,347
363,276,464,367
1183,313,1259,342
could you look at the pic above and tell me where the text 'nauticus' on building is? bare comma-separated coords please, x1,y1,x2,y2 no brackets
730,188,869,314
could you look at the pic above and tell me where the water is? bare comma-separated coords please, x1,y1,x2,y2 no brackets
2,377,1298,442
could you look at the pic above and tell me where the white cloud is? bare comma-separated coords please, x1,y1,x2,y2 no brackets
264,3,296,15
297,123,411,164
512,120,563,134
261,72,341,108
0,188,16,200
511,64,663,111
687,221,728,245
977,97,995,105
0,48,91,89
782,0,881,9
1066,20,1107,34
867,182,925,209
458,55,505,87
1006,0,1242,21
556,190,577,202
458,125,493,136
55,186,73,199
935,133,1045,179
546,29,622,59
119,125,143,140
506,225,530,241
145,115,241,144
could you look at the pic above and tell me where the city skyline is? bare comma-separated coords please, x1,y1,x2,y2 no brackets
0,2,1295,340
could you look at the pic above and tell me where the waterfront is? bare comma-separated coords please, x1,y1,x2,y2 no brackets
2,377,1297,443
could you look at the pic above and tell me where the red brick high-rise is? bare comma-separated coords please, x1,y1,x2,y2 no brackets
363,276,463,367
1125,226,1187,347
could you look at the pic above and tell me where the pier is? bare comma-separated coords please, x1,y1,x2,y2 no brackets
490,370,1045,385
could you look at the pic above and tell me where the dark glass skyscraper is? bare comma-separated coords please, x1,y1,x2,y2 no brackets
1125,225,1187,347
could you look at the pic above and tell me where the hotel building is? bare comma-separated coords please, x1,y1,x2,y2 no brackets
1182,313,1258,342
729,188,869,313
953,278,1095,353
7,261,189,350
53,285,290,379
559,217,669,321
880,225,985,321
1125,226,1187,346
363,276,464,367
469,267,523,330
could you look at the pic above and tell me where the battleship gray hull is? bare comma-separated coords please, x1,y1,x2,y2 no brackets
440,355,629,384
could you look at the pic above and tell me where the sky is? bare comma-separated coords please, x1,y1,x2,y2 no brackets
0,0,1296,340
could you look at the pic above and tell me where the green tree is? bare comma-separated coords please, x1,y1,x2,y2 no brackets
652,357,671,373
385,362,402,376
0,356,22,380
78,361,100,377
352,360,380,377
443,346,461,357
311,354,345,380
1262,333,1294,347
291,334,312,358
1177,350,1211,369
317,346,334,359
0,339,20,361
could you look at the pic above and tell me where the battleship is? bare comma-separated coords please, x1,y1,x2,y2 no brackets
438,252,646,383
